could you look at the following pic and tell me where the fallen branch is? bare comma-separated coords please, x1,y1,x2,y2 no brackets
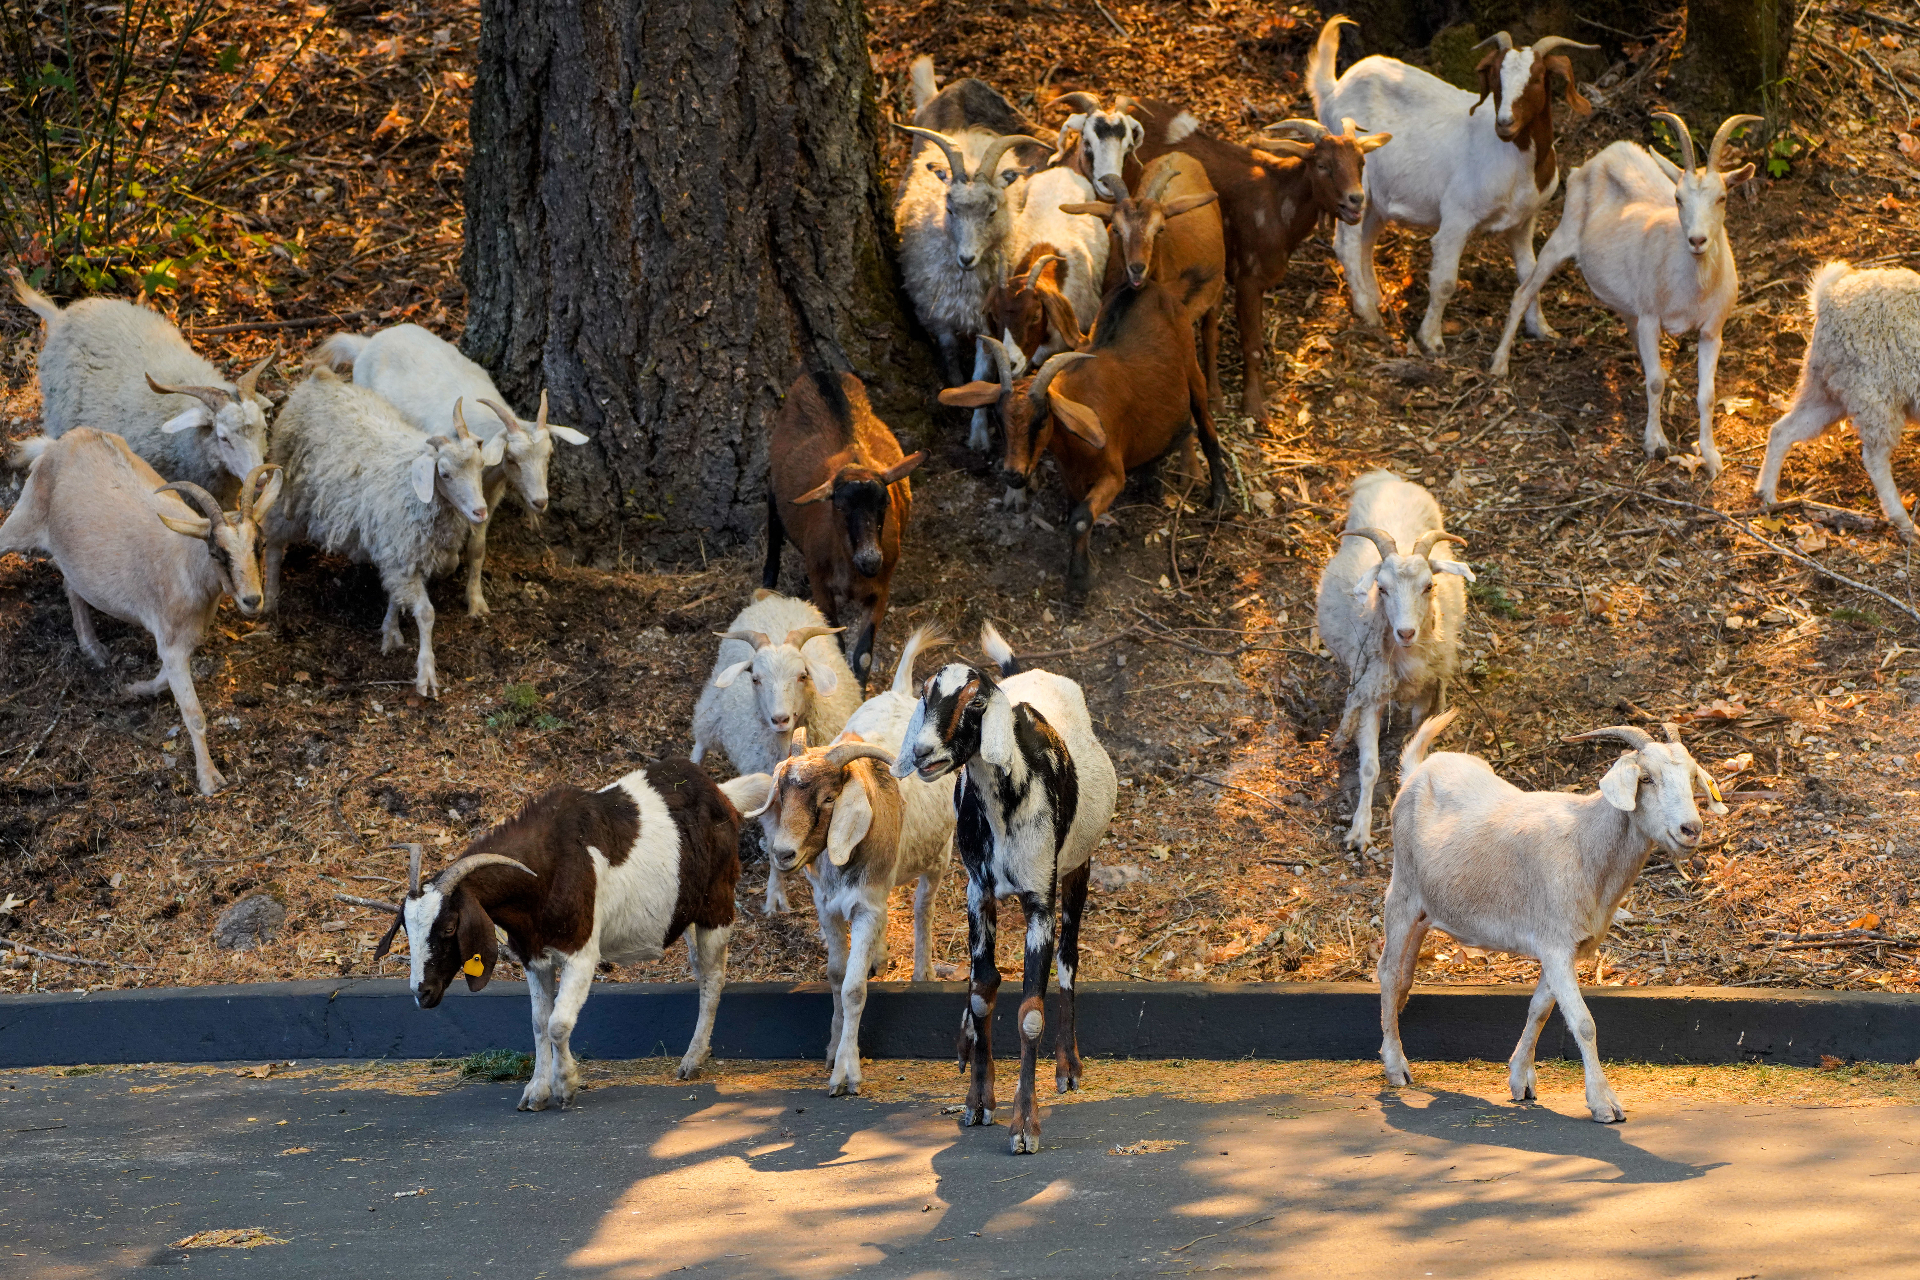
334,894,399,913
183,311,376,337
1184,771,1289,814
1,937,149,971
1090,0,1130,38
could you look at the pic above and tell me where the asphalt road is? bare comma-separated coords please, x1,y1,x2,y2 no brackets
4,1063,1918,1279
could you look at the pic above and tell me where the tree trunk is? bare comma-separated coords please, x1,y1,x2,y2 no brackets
462,0,933,565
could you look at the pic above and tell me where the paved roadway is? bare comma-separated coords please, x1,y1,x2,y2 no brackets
4,1062,1918,1278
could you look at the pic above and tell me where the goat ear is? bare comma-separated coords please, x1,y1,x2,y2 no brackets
1649,150,1684,182
710,658,754,689
155,509,212,539
480,435,507,467
1598,756,1640,811
790,478,836,505
978,691,1017,770
1047,391,1106,449
825,768,876,866
408,452,436,503
1721,161,1755,187
1357,131,1392,153
1126,116,1145,150
456,895,500,992
805,657,840,695
1161,191,1219,218
160,405,213,434
938,381,1003,408
1058,201,1114,220
1348,565,1379,602
1544,56,1592,115
1695,765,1729,816
548,424,590,445
1430,558,1477,582
1472,50,1500,110
879,451,926,485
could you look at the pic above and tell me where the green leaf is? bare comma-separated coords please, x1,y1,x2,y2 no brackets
217,43,242,74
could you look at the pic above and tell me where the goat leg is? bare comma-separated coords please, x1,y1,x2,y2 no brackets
1754,378,1844,508
1507,977,1557,1103
911,871,939,981
959,882,1000,1125
1053,862,1089,1094
1694,328,1725,480
66,588,111,669
1504,219,1557,341
157,642,224,795
1344,703,1384,850
546,953,596,1107
1539,951,1623,1123
678,924,730,1080
1860,414,1920,542
1189,375,1229,513
830,908,884,1096
1008,889,1056,1154
1414,221,1471,355
1631,316,1673,460
1065,471,1124,600
520,962,560,1111
1376,888,1427,1086
1200,299,1225,416
1234,275,1269,421
823,911,852,1079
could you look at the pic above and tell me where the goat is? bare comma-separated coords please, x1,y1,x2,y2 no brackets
893,58,1052,391
1131,104,1387,420
1381,710,1725,1122
892,623,1116,1155
1308,16,1597,354
941,283,1228,597
311,324,590,615
1047,91,1144,196
765,371,925,680
1756,262,1920,540
690,590,864,914
1,429,281,795
261,369,501,698
9,268,274,502
365,765,774,1107
1491,113,1760,478
1314,471,1471,850
740,626,953,1096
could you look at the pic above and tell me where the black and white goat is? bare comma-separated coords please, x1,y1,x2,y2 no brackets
368,762,773,1109
892,623,1116,1154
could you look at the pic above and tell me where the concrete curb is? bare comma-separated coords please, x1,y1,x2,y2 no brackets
2,980,1916,1069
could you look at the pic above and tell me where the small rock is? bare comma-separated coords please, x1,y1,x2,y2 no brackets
1090,864,1150,892
214,895,286,952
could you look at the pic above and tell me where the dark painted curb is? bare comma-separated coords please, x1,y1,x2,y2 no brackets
2,980,1916,1069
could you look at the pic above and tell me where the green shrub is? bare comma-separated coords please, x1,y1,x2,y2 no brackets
457,1049,533,1082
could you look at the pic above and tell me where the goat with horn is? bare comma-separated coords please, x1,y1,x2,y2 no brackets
372,753,775,1109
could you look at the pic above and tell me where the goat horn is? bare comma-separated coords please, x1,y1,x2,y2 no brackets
717,628,772,650
826,742,897,771
235,347,278,397
784,624,845,649
1472,30,1514,52
1652,111,1697,172
478,397,524,436
451,397,476,440
145,374,231,413
1142,161,1180,203
1529,35,1599,57
392,842,425,896
1023,253,1063,291
1048,92,1103,114
1562,725,1655,751
1341,526,1401,560
153,480,226,531
1706,114,1764,170
1410,528,1466,559
976,133,1048,187
896,124,972,183
1095,172,1130,202
976,335,1016,396
535,388,550,431
1263,118,1329,142
1661,721,1684,745
434,852,537,894
243,464,284,522
1028,350,1093,405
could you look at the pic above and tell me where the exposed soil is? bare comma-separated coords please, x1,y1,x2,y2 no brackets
2,1,1919,1001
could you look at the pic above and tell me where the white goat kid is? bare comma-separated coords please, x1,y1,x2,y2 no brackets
1381,711,1725,1122
1756,261,1920,540
312,324,589,615
1315,471,1471,850
1,429,281,795
1491,112,1760,478
9,268,274,501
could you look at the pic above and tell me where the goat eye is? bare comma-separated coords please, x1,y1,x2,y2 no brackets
969,695,987,711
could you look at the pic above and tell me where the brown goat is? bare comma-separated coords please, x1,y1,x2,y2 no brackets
1062,154,1225,407
981,247,1086,368
1133,103,1388,421
939,282,1226,597
765,371,925,680
1471,31,1597,192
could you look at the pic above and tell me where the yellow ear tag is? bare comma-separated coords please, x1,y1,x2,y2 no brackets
1705,777,1723,803
463,954,486,977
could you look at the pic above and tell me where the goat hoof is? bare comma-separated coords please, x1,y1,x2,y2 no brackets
964,1106,995,1127
518,1093,551,1112
468,600,491,619
1008,1125,1041,1155
674,1058,705,1081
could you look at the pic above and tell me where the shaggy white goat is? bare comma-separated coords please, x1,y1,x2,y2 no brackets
690,589,864,914
1381,710,1725,1122
1491,112,1761,478
1308,18,1598,353
311,324,589,614
262,370,500,697
741,626,954,1096
1315,470,1472,850
1756,261,1920,540
1,430,281,794
9,268,274,500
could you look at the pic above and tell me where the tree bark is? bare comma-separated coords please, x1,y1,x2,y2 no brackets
462,0,933,565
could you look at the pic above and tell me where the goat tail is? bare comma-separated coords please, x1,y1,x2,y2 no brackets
308,331,368,374
6,267,60,323
1309,14,1355,119
979,621,1020,677
909,55,938,112
5,434,52,472
891,623,945,700
1399,707,1460,778
1807,260,1852,324
717,771,775,820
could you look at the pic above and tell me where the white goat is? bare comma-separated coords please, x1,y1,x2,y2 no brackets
1309,17,1598,353
1492,113,1761,478
262,369,500,697
1756,261,1920,540
1381,710,1726,1122
1315,471,1472,850
1046,91,1143,198
9,268,274,500
690,589,863,914
311,324,589,615
741,626,954,1096
1,429,281,794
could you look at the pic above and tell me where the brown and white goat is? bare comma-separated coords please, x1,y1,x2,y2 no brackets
1,429,281,795
1048,91,1145,196
369,763,774,1108
981,251,1086,377
941,281,1228,597
765,371,925,680
1133,104,1388,420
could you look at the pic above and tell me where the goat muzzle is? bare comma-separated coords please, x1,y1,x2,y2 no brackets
1126,263,1148,287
